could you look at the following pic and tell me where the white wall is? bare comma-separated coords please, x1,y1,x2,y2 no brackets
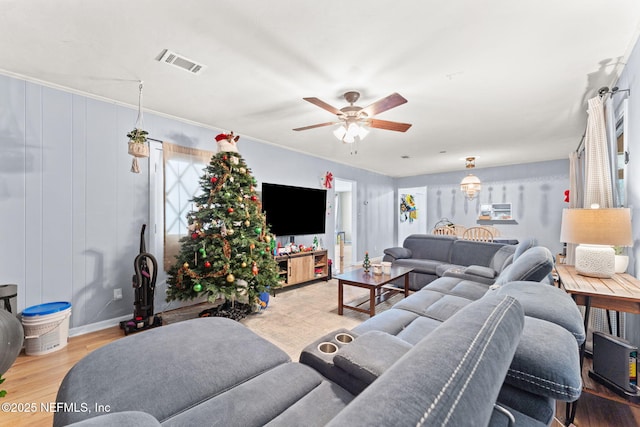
612,34,640,347
396,160,570,254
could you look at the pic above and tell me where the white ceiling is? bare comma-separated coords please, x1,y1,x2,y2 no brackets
2,1,640,177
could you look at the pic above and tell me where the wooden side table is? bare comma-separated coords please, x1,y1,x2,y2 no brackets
555,264,640,425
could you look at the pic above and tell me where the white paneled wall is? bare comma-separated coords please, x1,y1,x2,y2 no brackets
0,77,150,328
0,73,396,332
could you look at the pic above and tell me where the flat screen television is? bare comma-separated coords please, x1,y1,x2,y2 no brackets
261,183,327,236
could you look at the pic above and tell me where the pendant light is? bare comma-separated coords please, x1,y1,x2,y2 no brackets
460,157,481,200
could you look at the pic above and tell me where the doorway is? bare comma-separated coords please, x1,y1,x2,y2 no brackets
334,178,356,274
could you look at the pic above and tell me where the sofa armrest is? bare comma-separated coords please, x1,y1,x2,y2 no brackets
333,331,412,385
442,265,497,285
383,247,412,260
506,317,582,402
464,265,497,279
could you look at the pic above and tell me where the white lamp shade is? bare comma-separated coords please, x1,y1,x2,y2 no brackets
560,208,632,246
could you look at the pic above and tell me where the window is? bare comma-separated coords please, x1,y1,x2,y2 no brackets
162,142,214,269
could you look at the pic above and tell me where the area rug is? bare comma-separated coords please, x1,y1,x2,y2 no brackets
158,279,404,360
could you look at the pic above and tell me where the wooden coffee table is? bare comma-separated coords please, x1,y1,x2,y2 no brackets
336,266,413,317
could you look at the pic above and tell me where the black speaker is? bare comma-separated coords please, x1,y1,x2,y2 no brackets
590,331,639,401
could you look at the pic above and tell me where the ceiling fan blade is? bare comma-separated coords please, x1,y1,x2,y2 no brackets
367,118,412,132
293,122,336,131
362,93,408,116
303,97,342,116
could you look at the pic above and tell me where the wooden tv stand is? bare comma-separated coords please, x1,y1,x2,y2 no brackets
275,250,329,287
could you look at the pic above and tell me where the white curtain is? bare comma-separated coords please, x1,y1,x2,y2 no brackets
583,96,613,208
581,95,619,340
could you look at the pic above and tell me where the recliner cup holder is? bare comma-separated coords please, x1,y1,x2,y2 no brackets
335,333,354,344
318,342,338,354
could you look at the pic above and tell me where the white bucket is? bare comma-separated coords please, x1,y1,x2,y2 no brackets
22,302,72,356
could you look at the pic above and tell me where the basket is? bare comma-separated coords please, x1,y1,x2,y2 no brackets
128,141,149,158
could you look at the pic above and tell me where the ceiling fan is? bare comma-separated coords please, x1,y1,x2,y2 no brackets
293,91,412,142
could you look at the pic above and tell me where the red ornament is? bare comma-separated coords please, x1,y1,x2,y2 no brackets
564,190,570,203
210,176,218,183
251,195,257,201
227,207,234,213
191,233,199,240
223,155,228,161
204,261,211,268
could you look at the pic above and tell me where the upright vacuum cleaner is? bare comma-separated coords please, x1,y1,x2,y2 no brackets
120,224,162,335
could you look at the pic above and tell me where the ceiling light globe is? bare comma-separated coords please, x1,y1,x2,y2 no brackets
333,125,346,140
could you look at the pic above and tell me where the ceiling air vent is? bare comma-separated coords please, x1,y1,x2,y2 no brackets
157,49,206,75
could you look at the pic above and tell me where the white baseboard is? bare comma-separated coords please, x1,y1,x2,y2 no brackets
68,314,132,337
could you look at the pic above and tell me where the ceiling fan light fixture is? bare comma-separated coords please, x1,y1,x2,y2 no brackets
294,91,411,144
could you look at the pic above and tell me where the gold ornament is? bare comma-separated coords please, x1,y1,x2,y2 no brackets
244,220,250,227
241,262,247,268
226,273,235,283
183,262,189,269
265,235,271,243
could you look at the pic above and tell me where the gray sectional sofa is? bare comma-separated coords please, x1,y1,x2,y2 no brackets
299,238,583,426
55,294,528,427
54,237,583,426
383,234,538,290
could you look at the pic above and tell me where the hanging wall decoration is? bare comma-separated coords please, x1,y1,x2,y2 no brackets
399,193,418,223
127,81,149,173
322,171,333,189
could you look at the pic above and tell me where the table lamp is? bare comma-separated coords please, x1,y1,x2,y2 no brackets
560,207,632,278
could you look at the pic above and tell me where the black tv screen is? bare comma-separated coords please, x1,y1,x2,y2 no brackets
261,183,327,236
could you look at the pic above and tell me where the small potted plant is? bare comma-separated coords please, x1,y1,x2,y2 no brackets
613,246,629,274
127,128,149,173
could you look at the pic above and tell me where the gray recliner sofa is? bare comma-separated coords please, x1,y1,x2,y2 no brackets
300,244,584,426
55,294,528,426
383,234,537,290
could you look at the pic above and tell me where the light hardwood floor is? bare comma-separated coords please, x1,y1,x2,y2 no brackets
3,280,640,426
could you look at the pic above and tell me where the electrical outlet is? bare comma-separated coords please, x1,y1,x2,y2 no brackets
113,288,123,300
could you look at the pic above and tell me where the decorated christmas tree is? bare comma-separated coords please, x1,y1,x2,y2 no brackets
166,132,280,312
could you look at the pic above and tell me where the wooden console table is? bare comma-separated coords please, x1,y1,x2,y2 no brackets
555,264,640,425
